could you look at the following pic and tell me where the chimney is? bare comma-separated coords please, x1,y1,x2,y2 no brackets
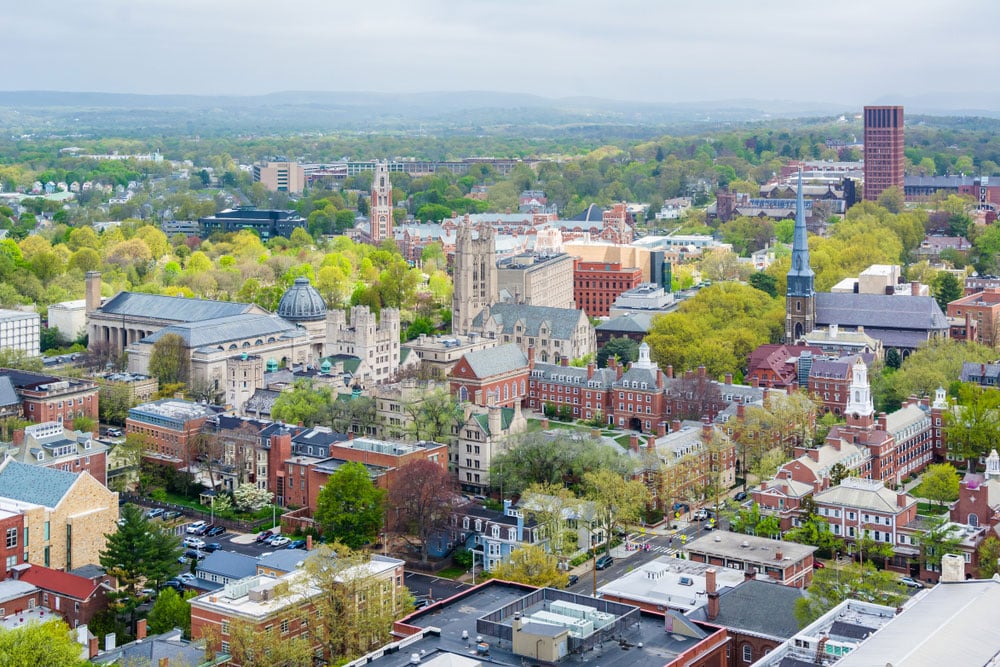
744,567,755,582
897,492,908,508
85,271,102,313
488,404,502,435
561,356,569,367
646,435,656,450
911,280,919,296
608,357,616,372
657,371,664,389
527,346,535,368
775,549,783,561
136,618,147,640
736,404,745,419
657,422,667,437
629,434,639,452
750,376,759,388
940,553,965,582
760,481,767,490
88,636,99,659
12,429,24,447
666,364,673,379
701,419,712,439
705,568,720,621
698,366,706,378
159,658,169,667
807,449,819,462
724,373,733,385
306,534,313,550
672,419,681,432
587,363,595,380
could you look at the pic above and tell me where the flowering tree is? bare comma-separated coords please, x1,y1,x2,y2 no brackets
233,483,272,512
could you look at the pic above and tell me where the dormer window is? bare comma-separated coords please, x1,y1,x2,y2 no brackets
36,452,43,461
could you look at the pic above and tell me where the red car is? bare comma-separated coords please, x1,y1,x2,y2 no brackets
814,560,825,569
255,530,273,543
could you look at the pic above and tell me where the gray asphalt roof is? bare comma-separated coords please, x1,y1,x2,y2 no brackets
0,376,17,407
815,293,948,333
459,343,527,378
257,549,309,573
99,291,256,322
596,313,653,333
197,551,259,579
0,459,77,508
475,302,586,339
692,579,804,639
141,313,303,349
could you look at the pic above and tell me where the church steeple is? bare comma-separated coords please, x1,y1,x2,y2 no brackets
784,169,816,343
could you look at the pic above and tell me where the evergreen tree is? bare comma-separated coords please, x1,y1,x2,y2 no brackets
100,504,183,594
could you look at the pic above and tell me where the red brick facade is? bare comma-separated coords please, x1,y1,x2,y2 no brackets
2,372,99,432
573,260,643,317
0,511,24,573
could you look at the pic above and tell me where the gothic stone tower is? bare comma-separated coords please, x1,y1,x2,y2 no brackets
370,161,394,243
452,218,497,335
785,170,815,343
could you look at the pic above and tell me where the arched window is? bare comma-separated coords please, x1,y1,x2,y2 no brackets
969,513,979,527
459,386,469,402
504,384,510,400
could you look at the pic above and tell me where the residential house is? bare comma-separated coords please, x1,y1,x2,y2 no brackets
454,500,541,572
92,627,229,666
0,369,99,431
0,459,118,571
598,557,747,614
2,421,109,486
195,551,260,588
14,563,112,629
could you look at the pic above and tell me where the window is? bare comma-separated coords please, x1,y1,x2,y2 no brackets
281,619,289,634
742,645,753,662
5,528,15,549
221,641,230,654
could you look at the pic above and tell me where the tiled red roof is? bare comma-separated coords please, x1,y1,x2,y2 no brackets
17,565,99,600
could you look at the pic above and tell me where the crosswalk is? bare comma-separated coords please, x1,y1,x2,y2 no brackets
616,542,679,557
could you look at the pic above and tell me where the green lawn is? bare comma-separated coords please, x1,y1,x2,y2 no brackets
908,480,958,504
916,502,949,516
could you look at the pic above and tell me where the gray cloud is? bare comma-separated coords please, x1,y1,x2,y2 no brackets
1,0,996,107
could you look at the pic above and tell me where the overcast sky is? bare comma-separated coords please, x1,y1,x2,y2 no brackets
4,1,997,107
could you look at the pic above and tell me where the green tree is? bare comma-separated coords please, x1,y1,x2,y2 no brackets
0,619,90,666
876,186,904,213
748,271,777,297
148,333,191,386
944,383,1000,472
596,337,639,368
271,380,334,427
932,272,963,312
491,432,632,496
975,535,1000,578
315,461,386,548
403,386,462,443
520,483,581,558
919,463,960,507
884,347,902,370
729,502,781,539
582,469,650,555
99,504,183,594
794,563,907,627
491,545,569,588
222,618,316,667
918,515,964,573
147,586,193,636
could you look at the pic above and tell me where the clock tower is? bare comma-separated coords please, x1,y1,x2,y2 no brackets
370,161,394,244
785,170,815,343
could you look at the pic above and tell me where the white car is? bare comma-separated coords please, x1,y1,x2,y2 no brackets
186,521,207,534
183,537,205,549
268,536,290,547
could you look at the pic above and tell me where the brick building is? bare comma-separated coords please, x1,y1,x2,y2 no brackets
947,288,1000,347
126,398,217,467
2,421,109,486
0,369,99,431
0,509,24,572
573,260,643,317
190,554,406,666
449,343,529,408
863,105,905,202
684,532,817,588
15,563,112,629
609,343,667,432
527,356,618,422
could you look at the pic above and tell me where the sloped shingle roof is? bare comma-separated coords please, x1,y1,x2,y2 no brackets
459,343,528,378
0,459,77,507
475,303,586,340
815,293,948,335
99,291,257,322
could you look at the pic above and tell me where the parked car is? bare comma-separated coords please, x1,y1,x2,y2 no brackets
692,509,709,521
183,537,205,549
566,574,579,587
899,576,924,589
177,573,196,583
595,554,614,570
255,530,274,543
146,508,165,519
287,539,306,550
161,510,182,521
161,579,185,592
106,428,123,437
734,491,748,502
814,560,825,569
180,549,205,562
206,525,226,537
186,521,208,534
413,597,431,610
269,536,291,548
203,542,222,553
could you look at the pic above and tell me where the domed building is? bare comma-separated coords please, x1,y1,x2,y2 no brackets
277,278,328,359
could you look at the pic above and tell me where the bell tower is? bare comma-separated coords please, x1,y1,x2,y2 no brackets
370,161,394,243
452,218,497,335
785,169,815,343
845,357,875,429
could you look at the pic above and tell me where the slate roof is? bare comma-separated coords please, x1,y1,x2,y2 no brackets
142,313,303,349
197,551,258,580
815,293,948,338
0,376,17,407
458,344,527,378
472,407,518,436
98,291,256,323
809,358,850,379
257,549,309,573
597,312,654,333
961,361,1000,382
474,303,586,340
813,477,914,513
92,628,216,666
530,362,617,388
245,389,281,415
691,579,803,639
0,459,77,508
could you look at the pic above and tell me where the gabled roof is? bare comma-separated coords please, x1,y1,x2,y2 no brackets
197,551,258,580
813,477,914,514
456,343,527,379
472,408,518,436
0,459,78,508
142,313,302,349
697,579,804,639
815,293,949,333
18,564,101,600
596,313,653,333
0,376,17,407
474,303,587,340
98,291,258,322
257,549,309,573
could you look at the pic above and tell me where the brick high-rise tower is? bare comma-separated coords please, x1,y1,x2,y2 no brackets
863,105,904,202
369,161,394,243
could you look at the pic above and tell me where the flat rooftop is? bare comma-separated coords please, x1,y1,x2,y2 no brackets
597,556,747,612
685,531,816,565
378,581,720,667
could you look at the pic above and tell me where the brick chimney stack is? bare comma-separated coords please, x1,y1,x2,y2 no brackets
136,618,147,640
629,434,639,452
528,346,535,368
587,363,595,380
705,568,720,621
646,435,656,450
672,419,682,432
657,422,667,437
666,365,673,379
724,373,733,385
